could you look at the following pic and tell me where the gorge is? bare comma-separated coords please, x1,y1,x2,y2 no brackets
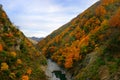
45,59,72,80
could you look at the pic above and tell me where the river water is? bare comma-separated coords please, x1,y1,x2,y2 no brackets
45,59,71,80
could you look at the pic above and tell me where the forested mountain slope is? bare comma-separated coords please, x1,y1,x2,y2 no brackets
38,0,120,79
0,6,47,80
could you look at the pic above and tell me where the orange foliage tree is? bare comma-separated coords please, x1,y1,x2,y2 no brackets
64,54,73,68
2,12,6,18
6,32,13,37
109,9,120,28
0,44,3,51
22,75,29,80
95,5,106,17
49,46,56,53
26,68,32,75
101,0,114,6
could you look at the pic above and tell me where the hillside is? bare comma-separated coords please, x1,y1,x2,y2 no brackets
0,6,47,80
38,0,120,80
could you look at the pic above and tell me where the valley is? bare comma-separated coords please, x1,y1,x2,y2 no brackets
0,0,120,80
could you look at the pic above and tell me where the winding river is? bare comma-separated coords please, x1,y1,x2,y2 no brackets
45,59,72,80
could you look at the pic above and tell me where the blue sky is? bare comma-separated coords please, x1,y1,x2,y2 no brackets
0,0,99,37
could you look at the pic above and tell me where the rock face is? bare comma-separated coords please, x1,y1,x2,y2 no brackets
45,59,71,80
38,0,120,80
0,6,47,80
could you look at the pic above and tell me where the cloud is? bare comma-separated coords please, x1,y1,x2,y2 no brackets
22,30,48,37
0,0,99,37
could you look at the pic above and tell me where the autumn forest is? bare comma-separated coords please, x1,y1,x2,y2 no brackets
0,0,120,80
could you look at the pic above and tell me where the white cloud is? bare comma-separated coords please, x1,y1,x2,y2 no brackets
0,0,99,37
22,30,48,37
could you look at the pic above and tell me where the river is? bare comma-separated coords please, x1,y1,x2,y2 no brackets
45,59,72,80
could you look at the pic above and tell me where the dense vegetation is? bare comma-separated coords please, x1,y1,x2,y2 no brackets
38,0,120,79
0,6,47,80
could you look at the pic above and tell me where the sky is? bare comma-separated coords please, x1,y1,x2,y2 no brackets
0,0,99,37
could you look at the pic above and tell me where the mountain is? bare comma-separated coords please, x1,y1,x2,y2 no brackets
0,5,47,80
38,0,120,80
28,38,38,45
28,37,44,45
29,37,44,42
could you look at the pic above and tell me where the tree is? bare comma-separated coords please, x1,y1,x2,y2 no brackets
16,59,22,64
101,0,114,6
64,57,73,68
10,52,17,57
95,5,106,17
0,44,3,51
109,9,120,28
22,75,29,80
1,62,9,71
27,68,32,75
101,19,109,27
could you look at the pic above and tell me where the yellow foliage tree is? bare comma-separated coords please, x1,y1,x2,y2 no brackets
1,62,9,71
9,72,16,79
10,52,17,57
101,19,108,27
16,59,22,64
